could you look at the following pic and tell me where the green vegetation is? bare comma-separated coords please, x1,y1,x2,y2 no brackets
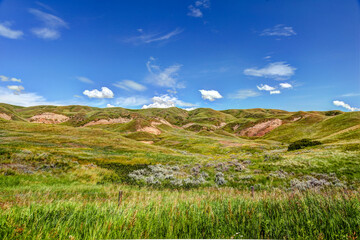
287,139,322,151
0,104,359,239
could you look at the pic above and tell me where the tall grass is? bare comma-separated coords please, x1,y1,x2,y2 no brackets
1,185,359,239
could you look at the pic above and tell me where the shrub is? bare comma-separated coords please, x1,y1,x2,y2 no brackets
287,139,321,151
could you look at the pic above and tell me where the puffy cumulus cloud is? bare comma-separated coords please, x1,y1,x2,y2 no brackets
125,28,183,44
229,89,260,99
142,94,195,109
270,90,281,94
146,57,184,88
7,85,24,93
333,100,360,112
0,22,23,39
114,96,150,107
257,84,275,91
83,87,114,99
188,0,210,18
29,8,68,40
280,82,293,89
260,24,296,37
0,75,21,82
106,104,115,108
114,80,146,91
199,89,223,101
76,76,94,84
244,62,296,80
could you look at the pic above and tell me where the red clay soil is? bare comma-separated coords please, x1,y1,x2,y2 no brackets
239,119,283,137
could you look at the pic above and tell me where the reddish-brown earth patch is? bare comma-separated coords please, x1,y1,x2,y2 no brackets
83,117,132,127
29,113,69,124
239,119,283,137
219,140,243,147
0,113,11,120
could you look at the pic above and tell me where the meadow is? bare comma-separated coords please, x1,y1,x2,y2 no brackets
0,104,359,239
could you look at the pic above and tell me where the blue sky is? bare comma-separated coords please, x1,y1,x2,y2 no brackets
0,0,359,111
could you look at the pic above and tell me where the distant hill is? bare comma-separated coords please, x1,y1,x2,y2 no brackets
0,103,359,145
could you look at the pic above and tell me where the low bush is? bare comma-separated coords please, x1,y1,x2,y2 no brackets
287,139,321,151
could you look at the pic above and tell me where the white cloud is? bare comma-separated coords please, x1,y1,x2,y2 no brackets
126,28,183,44
257,84,275,91
83,87,114,99
76,76,94,84
280,82,293,89
0,87,55,106
340,92,360,97
229,89,260,99
260,24,296,37
0,22,23,39
31,28,59,40
146,57,184,88
142,94,194,109
7,85,24,93
0,75,21,82
244,62,296,80
188,0,210,18
114,80,146,91
29,8,68,40
333,100,360,112
270,90,281,94
106,104,115,108
184,107,197,111
115,96,149,107
188,5,203,17
199,89,223,101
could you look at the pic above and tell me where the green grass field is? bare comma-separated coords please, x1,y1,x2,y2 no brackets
0,104,359,239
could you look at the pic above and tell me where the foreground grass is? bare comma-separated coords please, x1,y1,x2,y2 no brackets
1,183,359,240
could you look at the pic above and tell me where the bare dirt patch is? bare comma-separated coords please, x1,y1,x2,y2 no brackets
239,119,283,137
0,113,11,120
29,112,69,124
219,140,243,147
83,117,132,127
182,123,195,129
140,141,154,144
137,126,161,135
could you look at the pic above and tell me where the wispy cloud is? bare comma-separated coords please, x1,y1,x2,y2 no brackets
280,82,293,89
333,100,359,112
0,22,23,39
126,28,183,44
0,86,54,106
257,84,275,91
244,62,296,80
340,92,360,97
260,24,296,37
7,85,24,94
199,89,223,101
188,0,210,18
76,76,94,84
29,8,68,40
83,87,114,99
0,75,21,82
142,94,194,109
229,89,260,99
114,96,150,107
114,80,146,91
146,57,184,88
